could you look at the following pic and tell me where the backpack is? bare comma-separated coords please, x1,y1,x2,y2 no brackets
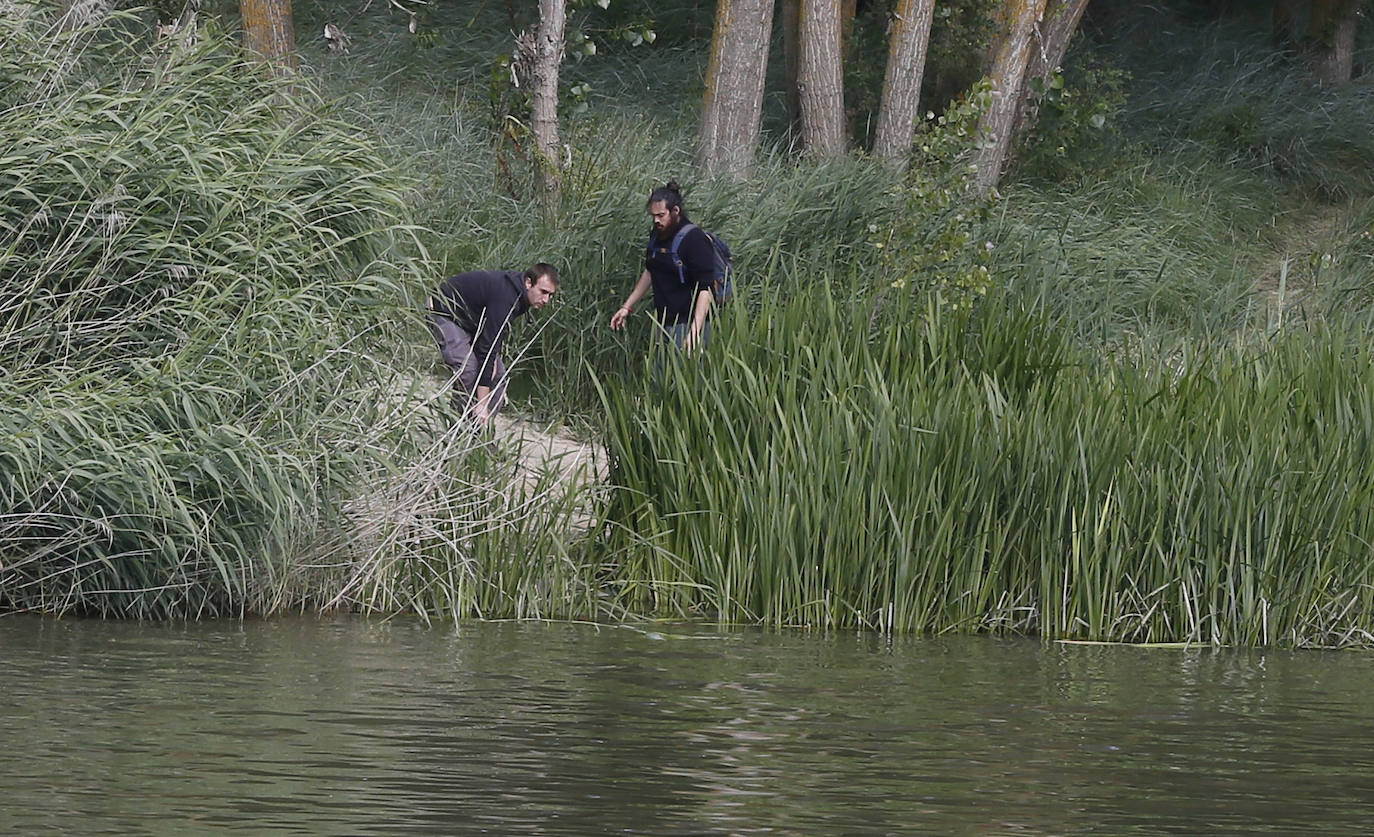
649,222,734,306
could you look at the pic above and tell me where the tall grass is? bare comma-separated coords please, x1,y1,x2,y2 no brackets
598,267,1374,647
991,152,1283,345
1302,194,1374,319
0,8,430,616
1107,9,1374,201
0,4,649,620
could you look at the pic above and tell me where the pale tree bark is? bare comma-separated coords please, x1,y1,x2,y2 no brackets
970,0,1049,196
240,0,296,76
697,0,776,178
1011,0,1090,140
783,0,855,144
522,0,567,201
782,0,802,138
798,0,846,156
872,0,936,163
1306,0,1358,85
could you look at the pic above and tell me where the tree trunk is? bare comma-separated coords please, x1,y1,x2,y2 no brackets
872,0,935,163
1271,0,1301,51
240,0,296,76
798,0,846,156
1011,0,1090,140
1306,0,1358,85
697,0,776,178
970,0,1048,196
526,0,566,201
781,0,802,138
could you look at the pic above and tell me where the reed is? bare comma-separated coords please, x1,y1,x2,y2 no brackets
0,10,427,616
598,267,1374,647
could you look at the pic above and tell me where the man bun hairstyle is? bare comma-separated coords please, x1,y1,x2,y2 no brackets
646,180,685,213
526,262,560,286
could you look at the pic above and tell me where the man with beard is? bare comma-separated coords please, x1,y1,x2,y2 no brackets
427,263,559,425
609,181,715,351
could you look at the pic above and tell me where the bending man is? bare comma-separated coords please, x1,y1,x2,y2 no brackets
427,263,559,424
609,181,714,351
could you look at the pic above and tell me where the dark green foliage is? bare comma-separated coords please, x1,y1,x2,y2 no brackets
1014,49,1130,181
871,86,996,302
1109,11,1374,199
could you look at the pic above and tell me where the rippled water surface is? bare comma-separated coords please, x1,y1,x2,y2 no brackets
3,616,1374,835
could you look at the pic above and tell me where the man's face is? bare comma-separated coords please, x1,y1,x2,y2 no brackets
648,200,680,236
525,275,557,309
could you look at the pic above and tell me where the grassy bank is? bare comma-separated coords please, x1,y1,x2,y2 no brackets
5,1,1374,644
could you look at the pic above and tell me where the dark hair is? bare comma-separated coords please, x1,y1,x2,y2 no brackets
525,262,560,286
646,180,687,218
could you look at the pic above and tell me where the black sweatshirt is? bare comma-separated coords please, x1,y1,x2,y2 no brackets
645,223,715,326
432,269,531,387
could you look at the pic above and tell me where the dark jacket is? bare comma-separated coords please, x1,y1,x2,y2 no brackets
432,269,530,387
645,223,714,326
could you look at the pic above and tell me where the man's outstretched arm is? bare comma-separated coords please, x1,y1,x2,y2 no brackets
611,270,652,329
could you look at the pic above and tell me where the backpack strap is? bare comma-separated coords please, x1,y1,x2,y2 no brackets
668,222,698,285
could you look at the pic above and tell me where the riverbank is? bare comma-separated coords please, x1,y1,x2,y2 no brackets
3,2,1373,644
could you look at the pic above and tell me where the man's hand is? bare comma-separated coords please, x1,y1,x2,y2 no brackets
684,288,712,354
472,385,494,426
614,273,651,330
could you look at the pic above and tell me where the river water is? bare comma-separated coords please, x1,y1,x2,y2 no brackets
3,615,1372,835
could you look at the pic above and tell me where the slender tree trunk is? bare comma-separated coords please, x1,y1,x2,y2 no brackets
526,0,566,201
1011,0,1090,140
240,0,296,76
781,0,802,139
1306,0,1358,85
798,0,846,156
1271,0,1301,51
872,0,935,163
970,0,1048,196
697,0,776,178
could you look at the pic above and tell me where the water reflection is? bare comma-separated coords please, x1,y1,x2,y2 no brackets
3,616,1374,835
